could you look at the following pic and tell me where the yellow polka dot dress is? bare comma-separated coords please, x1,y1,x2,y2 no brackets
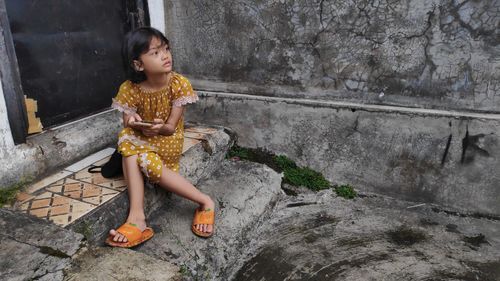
111,72,198,183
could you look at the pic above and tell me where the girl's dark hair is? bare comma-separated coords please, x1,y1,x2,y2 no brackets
122,27,170,83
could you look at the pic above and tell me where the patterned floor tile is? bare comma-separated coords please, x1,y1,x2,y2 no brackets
73,167,127,191
25,170,73,194
18,191,95,227
15,192,34,204
45,178,121,206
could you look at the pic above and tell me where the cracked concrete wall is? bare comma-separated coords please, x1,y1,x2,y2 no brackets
166,0,500,112
187,93,500,216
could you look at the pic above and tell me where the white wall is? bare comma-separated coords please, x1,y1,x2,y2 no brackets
0,79,15,152
148,0,165,34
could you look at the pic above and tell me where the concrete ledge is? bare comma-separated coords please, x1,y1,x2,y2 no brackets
0,109,122,187
67,125,234,243
0,209,84,280
186,91,500,216
195,91,500,120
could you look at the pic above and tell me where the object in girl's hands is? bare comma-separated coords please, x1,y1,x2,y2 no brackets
133,120,154,127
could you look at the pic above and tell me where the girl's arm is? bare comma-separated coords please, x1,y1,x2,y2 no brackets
159,106,184,136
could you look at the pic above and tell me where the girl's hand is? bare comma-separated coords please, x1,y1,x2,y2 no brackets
142,119,165,137
125,113,143,129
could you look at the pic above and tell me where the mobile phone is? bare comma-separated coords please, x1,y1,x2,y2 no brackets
133,120,153,127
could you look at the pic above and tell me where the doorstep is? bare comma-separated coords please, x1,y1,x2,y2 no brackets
11,125,223,228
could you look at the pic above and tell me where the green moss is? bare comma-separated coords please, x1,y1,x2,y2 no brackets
74,220,93,241
227,145,330,191
273,155,297,170
0,178,31,208
179,264,190,276
283,167,330,191
227,145,251,160
335,184,357,199
227,145,282,172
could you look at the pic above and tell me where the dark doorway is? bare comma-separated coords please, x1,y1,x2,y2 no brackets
4,0,148,129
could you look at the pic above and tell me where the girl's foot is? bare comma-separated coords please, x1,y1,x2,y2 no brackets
193,196,215,235
109,216,147,243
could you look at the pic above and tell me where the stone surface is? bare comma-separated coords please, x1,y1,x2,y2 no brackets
0,127,237,281
187,92,500,217
0,208,83,256
2,156,500,281
233,190,500,281
64,247,182,281
166,0,500,112
0,209,83,281
136,160,283,280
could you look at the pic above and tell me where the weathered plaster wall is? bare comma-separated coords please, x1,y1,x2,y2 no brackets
187,92,500,216
0,110,121,187
166,0,500,112
165,0,500,215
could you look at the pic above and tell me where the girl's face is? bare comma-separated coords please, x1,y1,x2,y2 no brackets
134,36,172,76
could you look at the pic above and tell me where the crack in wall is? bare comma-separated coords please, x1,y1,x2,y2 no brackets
171,0,500,111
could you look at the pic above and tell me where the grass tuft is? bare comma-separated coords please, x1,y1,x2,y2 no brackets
334,184,357,199
0,178,31,208
273,155,297,170
283,167,330,191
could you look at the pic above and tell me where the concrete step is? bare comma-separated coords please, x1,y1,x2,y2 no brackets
69,125,234,244
0,124,234,281
135,160,283,280
9,125,234,244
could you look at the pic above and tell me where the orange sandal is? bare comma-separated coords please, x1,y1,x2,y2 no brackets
105,222,154,248
192,208,215,238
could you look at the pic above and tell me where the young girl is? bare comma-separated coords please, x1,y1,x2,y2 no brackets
106,27,215,247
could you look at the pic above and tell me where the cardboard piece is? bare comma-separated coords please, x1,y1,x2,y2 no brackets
24,96,43,134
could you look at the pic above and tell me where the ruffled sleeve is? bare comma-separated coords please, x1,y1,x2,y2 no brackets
170,74,198,107
111,80,139,115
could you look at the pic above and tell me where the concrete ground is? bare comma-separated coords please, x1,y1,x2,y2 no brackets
139,160,500,281
1,159,499,280
233,190,500,281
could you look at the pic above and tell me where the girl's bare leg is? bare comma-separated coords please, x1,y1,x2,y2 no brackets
109,155,148,242
158,167,215,234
